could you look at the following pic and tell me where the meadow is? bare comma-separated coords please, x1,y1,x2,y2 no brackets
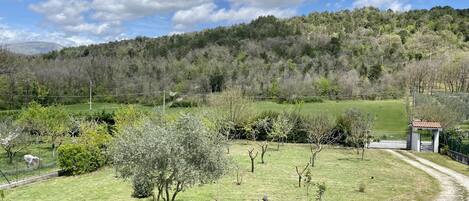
61,100,408,140
2,141,438,201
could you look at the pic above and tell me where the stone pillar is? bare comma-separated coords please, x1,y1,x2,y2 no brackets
411,132,420,152
433,130,440,153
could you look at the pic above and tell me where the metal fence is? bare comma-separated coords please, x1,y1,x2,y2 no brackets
0,143,58,186
446,136,469,155
447,150,469,165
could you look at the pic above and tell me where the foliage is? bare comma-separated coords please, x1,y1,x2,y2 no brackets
2,7,468,109
269,112,293,150
113,105,144,134
57,143,105,175
111,114,229,201
132,173,154,198
57,121,111,175
16,102,72,156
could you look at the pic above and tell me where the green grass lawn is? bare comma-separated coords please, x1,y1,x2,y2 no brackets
3,141,438,201
61,100,408,140
412,152,469,176
0,143,58,184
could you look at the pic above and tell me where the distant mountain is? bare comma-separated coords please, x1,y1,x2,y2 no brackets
4,41,63,55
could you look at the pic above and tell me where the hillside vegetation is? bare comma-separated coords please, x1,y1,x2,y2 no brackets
0,6,468,109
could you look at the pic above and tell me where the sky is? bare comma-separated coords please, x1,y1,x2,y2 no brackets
0,0,467,47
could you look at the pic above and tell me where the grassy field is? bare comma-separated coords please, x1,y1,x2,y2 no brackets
412,152,469,176
61,100,408,140
0,143,58,184
3,141,438,201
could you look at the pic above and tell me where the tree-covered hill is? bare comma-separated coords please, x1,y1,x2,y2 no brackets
0,6,468,109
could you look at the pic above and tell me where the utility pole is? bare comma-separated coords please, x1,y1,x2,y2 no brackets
89,80,92,111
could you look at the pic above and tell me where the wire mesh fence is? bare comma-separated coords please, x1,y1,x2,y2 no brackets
0,143,58,185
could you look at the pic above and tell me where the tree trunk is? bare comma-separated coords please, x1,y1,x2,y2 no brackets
52,143,56,158
7,151,14,164
277,141,280,151
361,145,366,160
310,152,317,167
251,158,255,173
298,176,302,188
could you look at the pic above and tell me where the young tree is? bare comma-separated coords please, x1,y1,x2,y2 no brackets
343,109,375,160
269,112,293,150
112,114,229,201
295,163,310,188
245,118,269,164
306,114,336,167
0,120,30,164
248,148,258,173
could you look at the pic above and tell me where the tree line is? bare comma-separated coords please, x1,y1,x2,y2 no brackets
0,6,468,109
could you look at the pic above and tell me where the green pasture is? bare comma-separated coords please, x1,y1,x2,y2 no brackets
3,141,438,201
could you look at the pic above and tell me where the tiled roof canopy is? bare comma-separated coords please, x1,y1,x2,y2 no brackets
412,120,442,128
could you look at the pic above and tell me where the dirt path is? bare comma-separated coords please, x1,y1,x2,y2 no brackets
386,150,467,201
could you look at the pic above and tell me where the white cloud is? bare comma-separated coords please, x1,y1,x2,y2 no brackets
0,22,97,46
26,0,305,44
172,1,297,31
29,0,212,37
229,0,305,8
353,0,411,11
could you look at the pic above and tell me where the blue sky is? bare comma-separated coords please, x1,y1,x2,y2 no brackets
0,0,467,46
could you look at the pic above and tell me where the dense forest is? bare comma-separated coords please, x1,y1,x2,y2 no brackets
0,6,468,109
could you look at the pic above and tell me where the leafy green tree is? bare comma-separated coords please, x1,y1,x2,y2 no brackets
113,105,145,134
111,114,229,201
269,112,293,150
17,102,71,157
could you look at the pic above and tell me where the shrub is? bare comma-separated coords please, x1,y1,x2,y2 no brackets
84,110,115,126
276,96,324,104
169,100,198,108
132,173,154,198
57,144,106,175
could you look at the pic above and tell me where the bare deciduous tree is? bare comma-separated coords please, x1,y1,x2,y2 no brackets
305,114,336,167
295,163,310,188
248,148,258,173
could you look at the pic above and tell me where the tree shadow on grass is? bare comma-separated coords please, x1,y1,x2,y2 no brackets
337,158,371,162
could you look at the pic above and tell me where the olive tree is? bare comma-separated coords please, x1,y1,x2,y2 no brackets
0,120,30,164
111,114,229,201
306,114,336,167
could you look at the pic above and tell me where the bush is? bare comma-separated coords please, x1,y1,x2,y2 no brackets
132,173,154,198
169,100,199,108
247,110,310,143
276,96,324,104
57,144,106,175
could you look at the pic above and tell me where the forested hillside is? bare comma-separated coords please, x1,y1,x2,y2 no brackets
0,6,468,109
